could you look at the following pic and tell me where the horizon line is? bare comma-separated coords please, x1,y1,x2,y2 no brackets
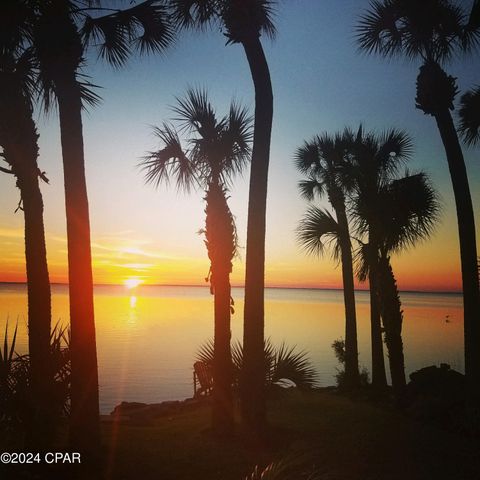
0,281,462,295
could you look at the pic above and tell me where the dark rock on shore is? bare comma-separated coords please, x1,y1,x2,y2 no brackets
107,397,206,425
406,364,467,429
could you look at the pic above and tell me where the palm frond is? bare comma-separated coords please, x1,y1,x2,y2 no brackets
297,207,340,259
294,141,320,174
196,338,318,390
379,171,440,253
357,0,468,62
169,0,218,30
172,87,217,134
219,100,252,182
77,72,102,109
356,0,405,58
376,128,412,176
458,85,480,146
139,122,197,192
82,1,175,68
297,178,325,202
353,241,371,282
462,0,480,51
0,1,34,58
270,343,319,390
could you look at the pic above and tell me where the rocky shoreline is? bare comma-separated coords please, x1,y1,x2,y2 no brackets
101,397,207,426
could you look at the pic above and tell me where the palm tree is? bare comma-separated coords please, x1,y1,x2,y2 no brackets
295,132,360,389
459,85,480,146
0,47,53,447
170,0,275,430
140,88,252,436
357,0,480,400
347,128,414,390
350,128,440,399
1,0,176,452
356,174,440,400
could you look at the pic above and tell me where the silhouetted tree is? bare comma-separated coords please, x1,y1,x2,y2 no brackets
0,47,52,448
459,85,480,146
345,127,413,391
295,132,360,389
357,0,480,401
170,0,275,431
140,88,252,436
6,0,175,453
350,128,440,399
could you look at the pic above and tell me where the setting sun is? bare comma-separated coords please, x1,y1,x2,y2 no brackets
124,278,143,289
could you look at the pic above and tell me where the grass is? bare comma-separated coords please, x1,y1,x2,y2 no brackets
2,390,479,479
100,390,480,480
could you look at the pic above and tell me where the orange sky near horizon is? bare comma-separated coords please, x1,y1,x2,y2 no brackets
0,209,467,293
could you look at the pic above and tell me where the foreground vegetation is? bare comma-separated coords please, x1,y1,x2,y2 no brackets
2,389,479,480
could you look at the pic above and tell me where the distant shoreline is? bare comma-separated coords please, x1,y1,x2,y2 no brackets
0,281,462,295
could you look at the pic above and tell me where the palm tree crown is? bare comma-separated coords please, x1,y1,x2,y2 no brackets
140,88,251,192
356,0,479,63
170,0,276,42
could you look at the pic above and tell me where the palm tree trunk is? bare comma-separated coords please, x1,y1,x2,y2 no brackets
22,172,53,446
378,255,406,402
12,137,53,447
205,184,234,435
56,73,100,453
240,35,273,433
336,207,359,388
2,96,53,447
434,109,480,401
212,267,234,435
368,237,387,391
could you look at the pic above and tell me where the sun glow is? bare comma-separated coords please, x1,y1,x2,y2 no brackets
124,278,143,289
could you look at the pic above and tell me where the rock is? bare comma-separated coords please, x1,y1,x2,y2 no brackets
406,364,466,426
407,363,465,400
109,397,205,424
110,401,148,416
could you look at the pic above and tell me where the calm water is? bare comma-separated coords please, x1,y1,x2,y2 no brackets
0,284,463,413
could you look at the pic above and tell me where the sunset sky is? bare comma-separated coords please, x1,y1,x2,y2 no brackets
1,0,479,292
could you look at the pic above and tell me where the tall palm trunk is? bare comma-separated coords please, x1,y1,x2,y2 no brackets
205,183,234,435
336,205,359,388
378,255,406,402
368,232,387,391
435,110,480,400
416,61,480,401
1,86,53,446
20,165,53,447
56,73,100,453
240,35,273,432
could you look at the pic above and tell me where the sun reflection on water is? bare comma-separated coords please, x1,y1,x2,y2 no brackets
129,295,137,308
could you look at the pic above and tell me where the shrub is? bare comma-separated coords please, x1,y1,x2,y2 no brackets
197,339,319,390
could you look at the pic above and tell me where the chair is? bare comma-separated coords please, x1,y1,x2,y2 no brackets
193,361,213,397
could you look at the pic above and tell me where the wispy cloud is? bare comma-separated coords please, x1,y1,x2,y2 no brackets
114,263,154,270
0,228,23,239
